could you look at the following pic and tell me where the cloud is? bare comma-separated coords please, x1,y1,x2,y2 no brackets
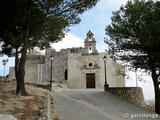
96,0,128,11
33,33,85,53
51,33,84,51
51,33,106,52
106,0,128,6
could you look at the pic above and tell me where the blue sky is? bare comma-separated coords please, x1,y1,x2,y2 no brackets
69,0,128,51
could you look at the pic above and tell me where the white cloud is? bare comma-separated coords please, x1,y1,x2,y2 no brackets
97,0,128,10
51,33,106,52
107,0,128,6
33,33,85,53
51,33,84,51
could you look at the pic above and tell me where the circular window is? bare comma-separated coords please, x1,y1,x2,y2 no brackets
89,63,93,67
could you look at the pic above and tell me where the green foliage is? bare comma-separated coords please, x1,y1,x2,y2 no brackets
105,0,160,70
0,0,99,55
0,0,99,96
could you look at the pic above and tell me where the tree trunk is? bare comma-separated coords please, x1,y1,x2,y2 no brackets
151,67,160,114
15,48,27,96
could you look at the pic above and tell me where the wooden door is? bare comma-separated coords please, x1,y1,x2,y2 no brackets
86,73,95,88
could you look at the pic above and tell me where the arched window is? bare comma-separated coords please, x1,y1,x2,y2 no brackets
88,46,93,53
65,69,68,80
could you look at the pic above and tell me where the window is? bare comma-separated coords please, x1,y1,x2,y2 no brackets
89,63,93,67
65,69,68,80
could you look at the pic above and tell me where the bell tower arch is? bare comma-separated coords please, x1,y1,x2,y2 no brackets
84,30,97,53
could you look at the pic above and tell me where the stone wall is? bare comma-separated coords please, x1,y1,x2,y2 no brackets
98,53,117,87
25,55,45,65
0,76,9,81
67,52,125,89
8,55,45,84
68,53,83,88
35,92,50,120
8,47,125,87
108,87,146,108
114,63,125,87
45,47,87,84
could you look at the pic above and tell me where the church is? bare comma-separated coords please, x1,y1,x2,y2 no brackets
9,31,125,89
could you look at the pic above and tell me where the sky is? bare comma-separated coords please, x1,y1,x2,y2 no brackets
0,0,156,102
68,0,129,52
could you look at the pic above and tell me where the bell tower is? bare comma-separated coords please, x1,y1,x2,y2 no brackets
84,30,97,53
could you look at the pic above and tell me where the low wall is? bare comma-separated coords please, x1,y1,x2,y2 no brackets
0,76,12,82
8,64,45,85
108,87,146,108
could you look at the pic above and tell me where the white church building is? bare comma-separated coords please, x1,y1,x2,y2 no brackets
9,31,125,89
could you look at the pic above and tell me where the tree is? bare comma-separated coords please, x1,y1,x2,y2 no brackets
0,0,99,96
105,0,160,114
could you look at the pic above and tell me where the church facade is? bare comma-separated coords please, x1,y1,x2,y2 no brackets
9,31,125,89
